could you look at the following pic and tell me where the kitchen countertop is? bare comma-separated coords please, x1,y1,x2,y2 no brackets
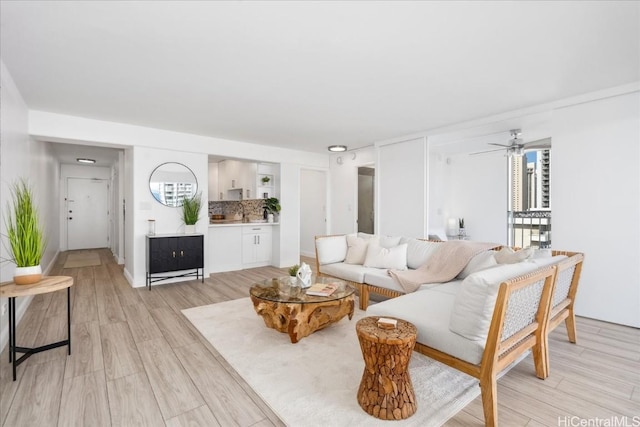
209,221,279,227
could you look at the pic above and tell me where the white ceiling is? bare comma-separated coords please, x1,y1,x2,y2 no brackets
1,1,638,155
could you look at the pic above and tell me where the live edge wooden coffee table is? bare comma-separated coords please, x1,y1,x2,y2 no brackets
250,276,355,343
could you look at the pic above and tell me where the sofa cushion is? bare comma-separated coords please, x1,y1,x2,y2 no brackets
494,247,534,264
364,239,408,270
319,262,369,284
367,291,486,365
406,239,441,270
316,235,348,265
449,262,540,341
379,235,402,249
527,255,568,268
457,250,498,279
423,280,464,295
345,234,369,265
363,269,406,293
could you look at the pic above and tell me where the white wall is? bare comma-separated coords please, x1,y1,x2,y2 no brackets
377,138,428,237
440,150,508,244
127,146,208,287
0,60,60,352
274,163,300,268
552,91,640,327
59,164,111,251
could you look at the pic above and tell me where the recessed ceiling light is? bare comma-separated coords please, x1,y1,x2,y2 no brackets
328,145,347,152
76,158,96,164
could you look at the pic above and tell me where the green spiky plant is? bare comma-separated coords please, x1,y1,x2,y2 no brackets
181,192,202,225
288,264,300,277
4,179,47,267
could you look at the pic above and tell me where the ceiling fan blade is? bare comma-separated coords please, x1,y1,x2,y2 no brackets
487,142,512,148
523,137,551,150
469,148,506,156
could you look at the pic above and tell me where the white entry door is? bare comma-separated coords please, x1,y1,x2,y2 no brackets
67,178,109,250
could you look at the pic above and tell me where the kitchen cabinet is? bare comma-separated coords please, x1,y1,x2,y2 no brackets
217,159,256,200
146,234,204,289
242,225,272,267
209,226,243,272
208,162,219,201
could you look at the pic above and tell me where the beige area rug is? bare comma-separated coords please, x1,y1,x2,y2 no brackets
183,298,528,427
63,252,102,268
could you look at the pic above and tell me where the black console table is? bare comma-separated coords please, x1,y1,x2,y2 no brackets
146,233,204,290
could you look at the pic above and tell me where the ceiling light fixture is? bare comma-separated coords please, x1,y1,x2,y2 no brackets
76,158,96,164
328,145,347,152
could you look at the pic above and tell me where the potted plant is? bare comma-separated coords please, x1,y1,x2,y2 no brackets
458,218,466,237
288,264,300,285
4,179,47,285
263,197,281,223
261,176,271,185
181,192,202,233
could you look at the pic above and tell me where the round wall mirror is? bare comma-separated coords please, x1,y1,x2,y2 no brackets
149,162,198,207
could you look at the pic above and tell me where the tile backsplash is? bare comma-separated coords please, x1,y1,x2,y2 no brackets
208,200,267,221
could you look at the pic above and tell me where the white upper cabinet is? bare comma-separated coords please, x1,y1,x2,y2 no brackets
211,160,278,200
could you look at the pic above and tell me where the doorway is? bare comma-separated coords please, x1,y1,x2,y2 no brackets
357,167,375,234
300,169,327,257
67,178,109,250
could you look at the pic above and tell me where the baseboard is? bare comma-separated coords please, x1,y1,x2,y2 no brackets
300,250,315,258
0,250,60,354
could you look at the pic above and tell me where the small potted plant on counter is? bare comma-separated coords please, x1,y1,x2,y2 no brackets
458,218,466,237
182,192,202,233
4,179,47,285
263,197,281,223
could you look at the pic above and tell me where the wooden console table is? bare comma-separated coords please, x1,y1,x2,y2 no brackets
0,276,74,381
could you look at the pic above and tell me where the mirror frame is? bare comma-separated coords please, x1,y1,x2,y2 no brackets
149,162,198,207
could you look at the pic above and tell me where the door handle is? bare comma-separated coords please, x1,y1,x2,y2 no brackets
180,250,184,257
172,251,176,258
68,217,73,220
257,236,260,245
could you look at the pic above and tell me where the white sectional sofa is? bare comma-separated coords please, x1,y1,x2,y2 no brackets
314,233,584,426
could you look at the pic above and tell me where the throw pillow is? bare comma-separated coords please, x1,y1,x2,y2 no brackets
345,234,369,265
315,235,348,265
379,235,402,249
449,262,540,341
457,250,498,279
363,239,408,270
405,239,441,269
494,247,534,264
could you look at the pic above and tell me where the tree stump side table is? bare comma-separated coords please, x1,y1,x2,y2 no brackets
356,316,417,420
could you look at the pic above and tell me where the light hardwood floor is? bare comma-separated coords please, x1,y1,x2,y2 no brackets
1,249,638,426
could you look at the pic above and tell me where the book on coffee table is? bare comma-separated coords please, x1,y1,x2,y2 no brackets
305,282,339,297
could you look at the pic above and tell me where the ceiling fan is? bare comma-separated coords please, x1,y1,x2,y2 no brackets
470,129,551,156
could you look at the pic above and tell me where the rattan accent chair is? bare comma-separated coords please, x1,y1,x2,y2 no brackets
413,266,558,427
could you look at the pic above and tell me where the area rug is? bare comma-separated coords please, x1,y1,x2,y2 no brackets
63,252,101,268
183,298,527,427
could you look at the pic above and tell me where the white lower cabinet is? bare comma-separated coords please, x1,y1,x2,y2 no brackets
209,226,243,273
242,225,272,267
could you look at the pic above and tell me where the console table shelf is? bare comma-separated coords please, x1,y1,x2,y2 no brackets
146,234,204,289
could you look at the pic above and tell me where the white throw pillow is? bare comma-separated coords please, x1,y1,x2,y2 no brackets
449,262,540,341
363,239,408,270
405,239,441,269
345,234,369,265
494,247,534,264
315,235,348,265
379,235,402,249
457,251,498,279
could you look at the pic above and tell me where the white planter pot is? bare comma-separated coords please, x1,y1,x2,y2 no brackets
185,224,196,234
267,214,274,223
14,265,42,285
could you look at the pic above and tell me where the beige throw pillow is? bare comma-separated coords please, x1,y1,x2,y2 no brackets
345,234,369,265
364,239,408,270
457,250,498,279
494,247,534,264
